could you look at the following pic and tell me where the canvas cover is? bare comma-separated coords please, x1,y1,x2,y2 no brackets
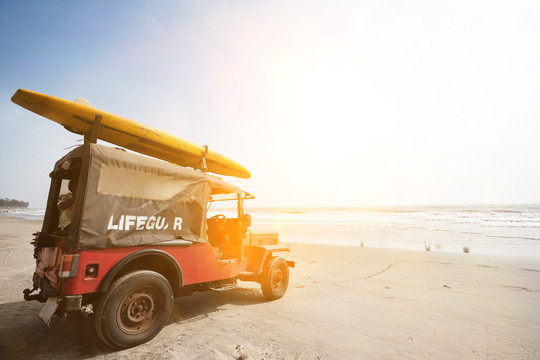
62,144,243,250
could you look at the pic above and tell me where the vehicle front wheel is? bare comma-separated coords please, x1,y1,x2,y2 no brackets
261,256,289,300
95,270,174,349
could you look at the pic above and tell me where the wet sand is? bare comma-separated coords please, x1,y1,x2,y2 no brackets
0,216,539,359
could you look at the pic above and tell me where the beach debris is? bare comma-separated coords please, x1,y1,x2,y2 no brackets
463,246,470,253
424,240,431,251
360,241,364,247
443,284,451,289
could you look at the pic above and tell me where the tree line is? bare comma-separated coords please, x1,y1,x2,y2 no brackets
0,198,29,208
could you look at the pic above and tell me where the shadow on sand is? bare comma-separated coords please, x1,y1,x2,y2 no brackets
0,287,266,359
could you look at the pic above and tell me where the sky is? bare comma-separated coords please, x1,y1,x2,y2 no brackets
1,0,540,208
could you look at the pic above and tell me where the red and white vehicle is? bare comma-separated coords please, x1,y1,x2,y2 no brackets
23,143,293,349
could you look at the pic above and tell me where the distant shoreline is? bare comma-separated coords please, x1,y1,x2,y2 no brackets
2,212,539,259
0,215,42,223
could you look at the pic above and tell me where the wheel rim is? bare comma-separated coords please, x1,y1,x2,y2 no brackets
117,286,160,334
271,268,284,291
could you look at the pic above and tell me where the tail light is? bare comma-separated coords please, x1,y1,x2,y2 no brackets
58,254,79,278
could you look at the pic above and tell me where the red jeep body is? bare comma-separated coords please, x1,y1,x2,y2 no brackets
24,143,293,349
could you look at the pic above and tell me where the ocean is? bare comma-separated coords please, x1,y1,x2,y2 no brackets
4,205,540,258
236,204,540,258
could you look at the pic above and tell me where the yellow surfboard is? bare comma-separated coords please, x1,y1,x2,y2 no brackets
11,89,250,179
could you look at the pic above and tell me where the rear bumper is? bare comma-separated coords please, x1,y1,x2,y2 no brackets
62,295,83,311
26,272,83,312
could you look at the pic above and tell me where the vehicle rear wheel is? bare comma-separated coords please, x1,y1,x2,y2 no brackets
261,256,289,300
95,270,173,349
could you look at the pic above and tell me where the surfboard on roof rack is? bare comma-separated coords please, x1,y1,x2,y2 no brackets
11,89,251,179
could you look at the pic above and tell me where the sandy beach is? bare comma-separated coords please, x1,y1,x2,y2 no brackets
0,216,539,359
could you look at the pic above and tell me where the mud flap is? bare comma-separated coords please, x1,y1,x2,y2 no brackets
38,296,61,326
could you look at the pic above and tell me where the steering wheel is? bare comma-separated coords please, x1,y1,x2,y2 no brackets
209,214,226,229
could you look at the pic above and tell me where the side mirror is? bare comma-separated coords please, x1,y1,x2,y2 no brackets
243,213,252,228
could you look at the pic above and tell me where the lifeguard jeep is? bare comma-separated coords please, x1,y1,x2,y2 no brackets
23,142,293,349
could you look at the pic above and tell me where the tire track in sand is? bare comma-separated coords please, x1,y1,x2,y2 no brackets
358,259,406,280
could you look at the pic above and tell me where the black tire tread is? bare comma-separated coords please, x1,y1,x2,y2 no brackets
94,270,173,349
261,256,289,300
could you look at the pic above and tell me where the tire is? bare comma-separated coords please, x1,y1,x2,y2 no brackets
261,256,289,300
94,270,174,349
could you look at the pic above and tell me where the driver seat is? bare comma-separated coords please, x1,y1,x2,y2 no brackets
207,217,227,250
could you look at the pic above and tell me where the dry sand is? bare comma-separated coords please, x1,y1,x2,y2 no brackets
0,216,539,359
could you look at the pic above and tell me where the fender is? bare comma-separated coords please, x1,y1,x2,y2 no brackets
97,249,183,292
251,244,292,276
